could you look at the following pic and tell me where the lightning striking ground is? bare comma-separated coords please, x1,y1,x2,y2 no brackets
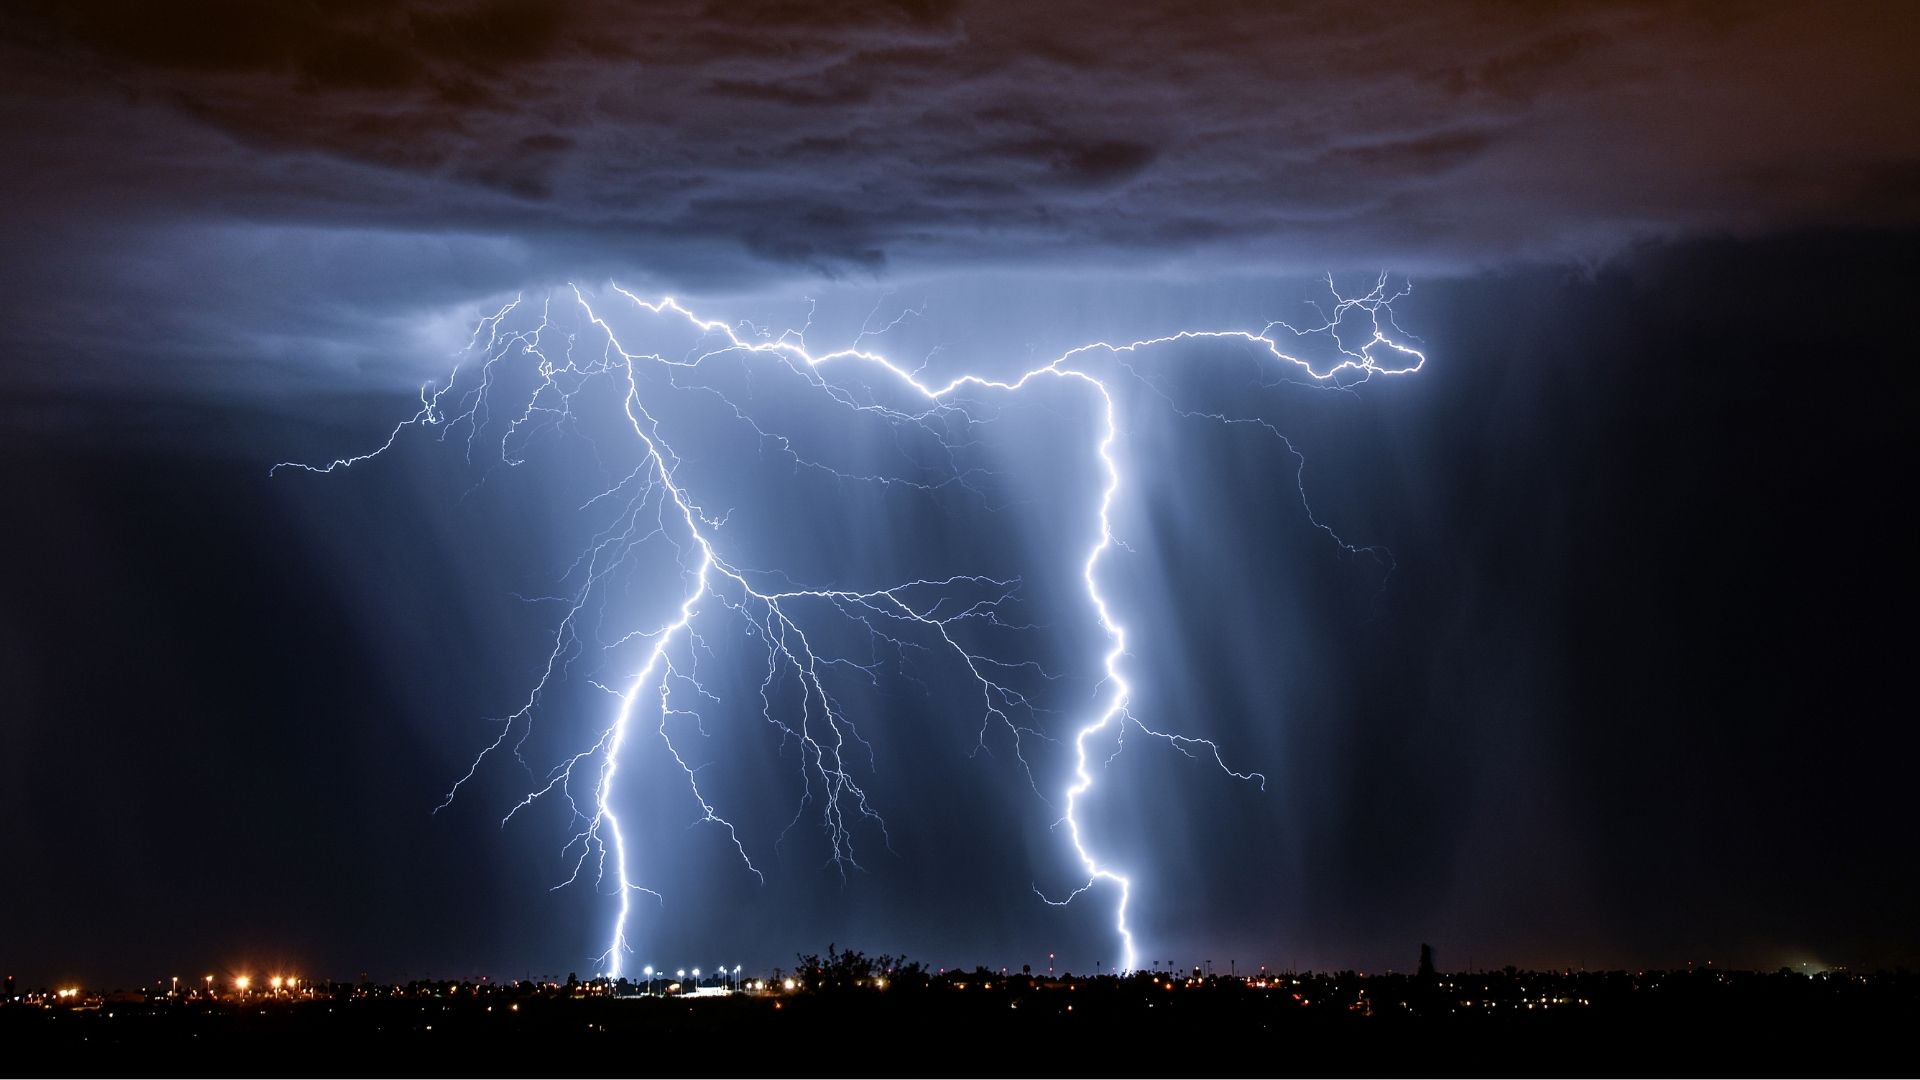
278,275,1425,975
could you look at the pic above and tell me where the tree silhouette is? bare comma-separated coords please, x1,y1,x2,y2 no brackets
794,944,928,993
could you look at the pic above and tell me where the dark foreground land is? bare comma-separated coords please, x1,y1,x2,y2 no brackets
6,968,1916,1073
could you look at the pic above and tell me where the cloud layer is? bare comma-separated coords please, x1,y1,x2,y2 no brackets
6,0,1916,285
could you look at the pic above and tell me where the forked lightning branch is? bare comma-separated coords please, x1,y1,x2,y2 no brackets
278,277,1424,975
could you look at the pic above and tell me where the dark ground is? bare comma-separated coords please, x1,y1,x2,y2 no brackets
7,969,1915,1073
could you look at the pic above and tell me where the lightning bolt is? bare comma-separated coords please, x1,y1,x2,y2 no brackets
276,273,1424,976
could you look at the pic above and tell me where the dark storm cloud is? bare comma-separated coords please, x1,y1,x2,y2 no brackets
4,0,1915,287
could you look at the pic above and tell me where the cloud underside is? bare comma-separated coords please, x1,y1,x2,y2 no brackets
2,0,1914,286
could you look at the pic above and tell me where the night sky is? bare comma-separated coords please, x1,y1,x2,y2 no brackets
2,2,1915,987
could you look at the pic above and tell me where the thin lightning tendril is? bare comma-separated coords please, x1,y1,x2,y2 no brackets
277,274,1424,976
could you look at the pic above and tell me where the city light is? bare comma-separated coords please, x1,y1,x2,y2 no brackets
6,962,1900,1054
233,976,251,992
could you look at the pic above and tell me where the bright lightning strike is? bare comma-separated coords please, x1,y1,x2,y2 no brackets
277,274,1425,976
